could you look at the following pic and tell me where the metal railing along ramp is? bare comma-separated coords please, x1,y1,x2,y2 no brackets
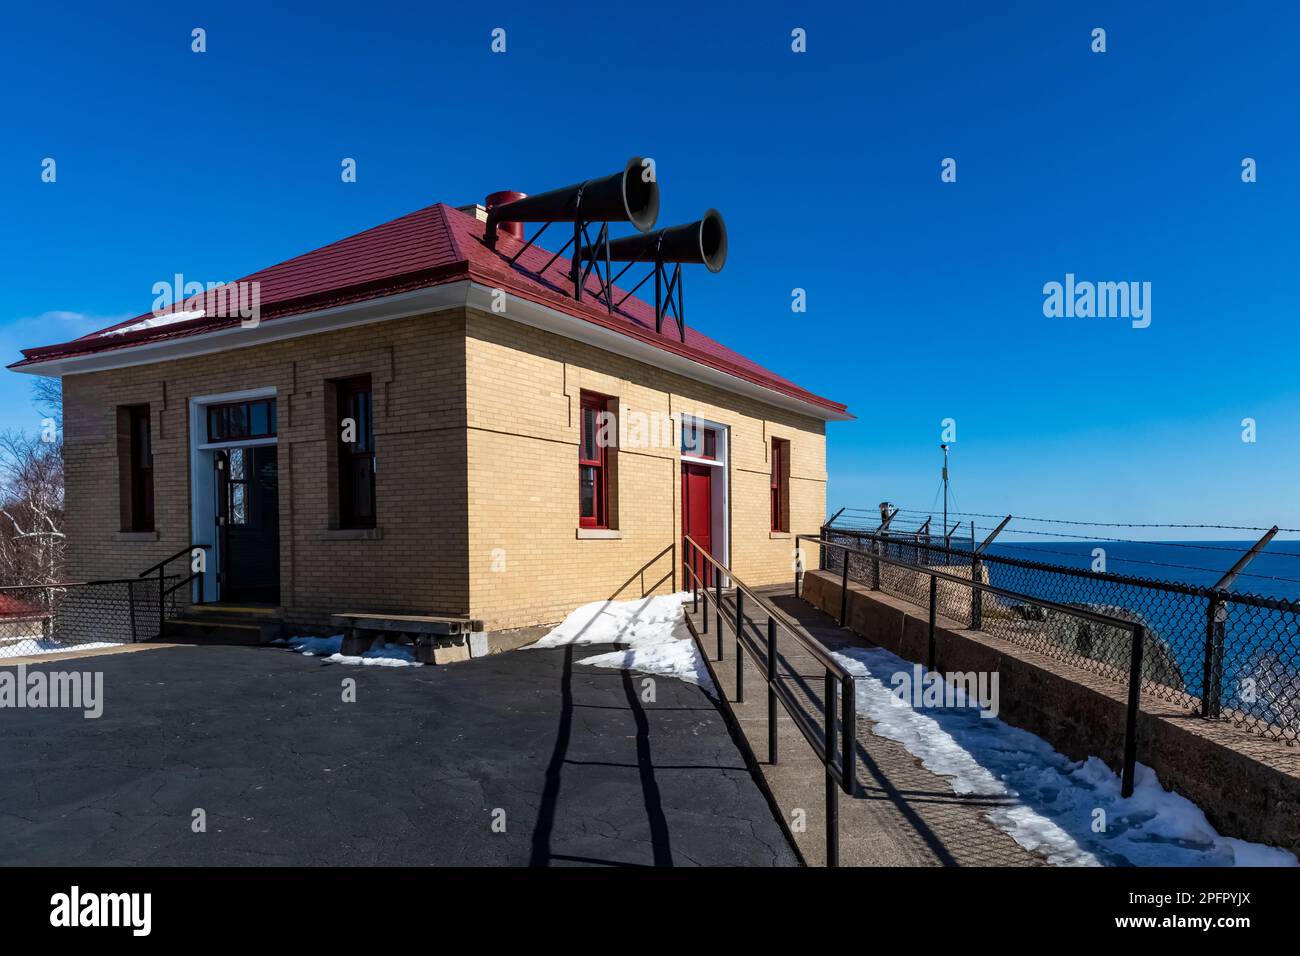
682,535,855,867
796,533,1149,799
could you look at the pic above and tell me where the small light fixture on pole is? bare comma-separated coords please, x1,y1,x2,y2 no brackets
940,443,950,556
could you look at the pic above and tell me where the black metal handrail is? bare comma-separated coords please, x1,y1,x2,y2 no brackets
682,535,855,867
137,544,211,640
796,533,1147,797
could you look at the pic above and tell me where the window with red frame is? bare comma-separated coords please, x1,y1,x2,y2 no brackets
579,392,609,528
770,438,789,532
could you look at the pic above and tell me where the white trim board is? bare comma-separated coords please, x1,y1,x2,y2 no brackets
14,282,850,422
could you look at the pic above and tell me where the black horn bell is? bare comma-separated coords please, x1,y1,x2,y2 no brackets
484,157,660,246
595,209,727,273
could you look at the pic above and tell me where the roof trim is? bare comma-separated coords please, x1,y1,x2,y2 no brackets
463,284,853,422
12,280,852,422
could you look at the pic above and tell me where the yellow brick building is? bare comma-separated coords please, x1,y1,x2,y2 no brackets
11,199,849,633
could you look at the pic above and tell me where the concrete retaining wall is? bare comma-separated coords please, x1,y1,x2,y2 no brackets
801,569,1300,853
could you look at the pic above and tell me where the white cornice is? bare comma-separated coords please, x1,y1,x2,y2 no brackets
11,280,851,422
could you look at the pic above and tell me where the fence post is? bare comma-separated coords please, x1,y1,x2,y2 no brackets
127,579,138,644
1201,598,1223,719
735,589,745,703
1121,623,1146,798
793,539,802,599
767,617,778,764
840,674,855,796
969,554,982,630
824,671,839,868
839,549,851,626
157,566,165,640
870,537,881,590
927,574,938,671
689,541,698,615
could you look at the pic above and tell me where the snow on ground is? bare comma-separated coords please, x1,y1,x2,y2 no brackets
833,645,1298,867
274,634,421,667
0,640,122,659
528,593,715,693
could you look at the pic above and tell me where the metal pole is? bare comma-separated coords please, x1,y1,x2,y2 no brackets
1201,599,1223,718
701,548,708,636
690,541,698,614
715,573,723,661
840,549,850,626
941,443,949,558
735,589,745,703
1121,624,1146,798
127,579,138,644
970,554,982,630
572,221,583,302
824,671,839,867
767,617,778,764
840,674,855,795
794,538,801,598
927,574,938,670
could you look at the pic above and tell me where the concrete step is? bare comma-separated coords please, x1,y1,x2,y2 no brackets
165,606,282,645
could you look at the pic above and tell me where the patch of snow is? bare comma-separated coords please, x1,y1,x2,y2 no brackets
528,593,715,692
0,640,122,659
101,310,205,336
832,645,1298,867
276,634,421,667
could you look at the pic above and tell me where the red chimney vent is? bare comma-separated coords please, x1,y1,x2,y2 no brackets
484,190,527,241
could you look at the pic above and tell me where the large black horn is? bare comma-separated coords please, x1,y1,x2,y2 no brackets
485,157,660,246
596,209,727,274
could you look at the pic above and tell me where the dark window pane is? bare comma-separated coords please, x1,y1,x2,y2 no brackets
579,466,595,518
230,404,249,438
582,408,597,460
337,378,376,529
268,400,278,435
231,483,247,525
250,401,269,437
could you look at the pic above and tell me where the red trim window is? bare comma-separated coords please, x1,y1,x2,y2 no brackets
578,392,609,528
770,438,789,532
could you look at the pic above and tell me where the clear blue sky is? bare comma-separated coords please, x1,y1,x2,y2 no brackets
2,1,1297,537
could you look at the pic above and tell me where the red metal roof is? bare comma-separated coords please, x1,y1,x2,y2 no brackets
12,203,848,417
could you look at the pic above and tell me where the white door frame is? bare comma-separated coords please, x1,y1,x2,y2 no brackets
680,414,730,579
188,386,278,602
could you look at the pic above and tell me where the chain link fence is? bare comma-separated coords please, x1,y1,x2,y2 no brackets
0,576,186,660
821,524,1300,744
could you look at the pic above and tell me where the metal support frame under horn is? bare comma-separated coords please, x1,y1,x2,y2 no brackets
612,250,687,343
504,216,617,315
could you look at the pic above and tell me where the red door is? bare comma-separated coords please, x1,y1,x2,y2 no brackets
682,463,713,589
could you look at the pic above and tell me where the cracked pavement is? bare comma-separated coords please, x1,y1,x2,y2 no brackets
0,643,796,866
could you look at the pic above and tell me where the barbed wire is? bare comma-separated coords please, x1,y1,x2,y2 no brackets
842,506,1300,535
